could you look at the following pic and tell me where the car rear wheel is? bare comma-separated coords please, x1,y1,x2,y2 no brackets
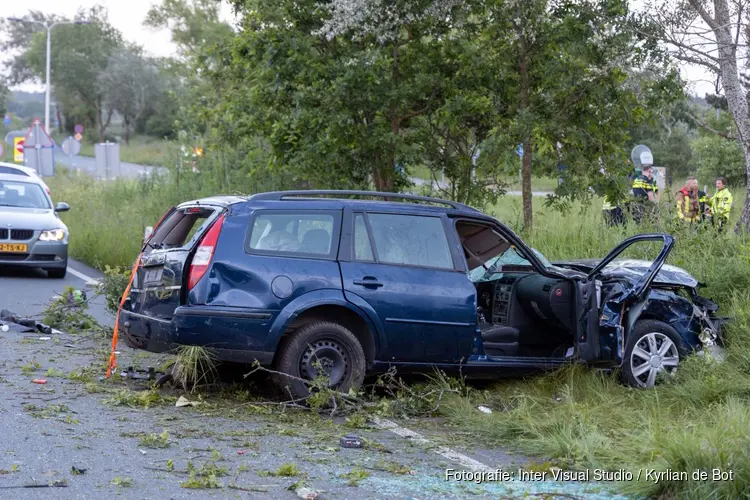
47,267,67,279
273,321,366,401
623,319,684,389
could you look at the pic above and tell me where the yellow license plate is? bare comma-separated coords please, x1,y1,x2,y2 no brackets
0,243,28,253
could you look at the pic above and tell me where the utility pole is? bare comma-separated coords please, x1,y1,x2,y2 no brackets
7,17,90,132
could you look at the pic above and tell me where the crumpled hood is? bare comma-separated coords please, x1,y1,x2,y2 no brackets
0,207,66,231
554,258,699,288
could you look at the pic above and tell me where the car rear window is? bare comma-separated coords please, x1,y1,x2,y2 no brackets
147,207,219,250
247,211,337,257
0,166,29,176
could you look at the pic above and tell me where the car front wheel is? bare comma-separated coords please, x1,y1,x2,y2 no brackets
623,319,684,389
273,321,366,401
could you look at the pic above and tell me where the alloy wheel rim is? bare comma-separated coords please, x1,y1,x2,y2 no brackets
630,332,679,388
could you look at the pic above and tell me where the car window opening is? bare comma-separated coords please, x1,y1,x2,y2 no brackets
147,208,216,250
457,221,576,360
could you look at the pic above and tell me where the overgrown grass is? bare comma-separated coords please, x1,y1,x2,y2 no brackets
430,197,750,499
45,171,750,498
173,346,218,392
50,132,170,166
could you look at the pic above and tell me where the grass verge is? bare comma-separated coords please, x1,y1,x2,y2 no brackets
47,172,750,499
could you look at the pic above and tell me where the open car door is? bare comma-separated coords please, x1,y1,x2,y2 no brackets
582,233,676,365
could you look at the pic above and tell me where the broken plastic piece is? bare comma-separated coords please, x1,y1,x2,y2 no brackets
340,434,362,449
120,367,162,380
477,405,492,414
295,487,321,500
175,396,200,407
32,379,47,384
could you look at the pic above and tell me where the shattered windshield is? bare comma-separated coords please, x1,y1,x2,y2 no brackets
469,246,551,282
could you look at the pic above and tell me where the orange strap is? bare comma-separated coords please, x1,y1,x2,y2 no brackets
106,253,143,378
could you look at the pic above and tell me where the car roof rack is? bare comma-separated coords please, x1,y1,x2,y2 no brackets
249,190,480,212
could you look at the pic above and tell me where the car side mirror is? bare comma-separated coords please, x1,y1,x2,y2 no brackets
55,202,70,212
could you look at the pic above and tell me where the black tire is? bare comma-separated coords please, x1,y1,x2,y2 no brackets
622,319,686,389
47,267,67,279
273,321,366,400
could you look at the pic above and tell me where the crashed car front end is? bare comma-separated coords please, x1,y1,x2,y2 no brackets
560,258,729,364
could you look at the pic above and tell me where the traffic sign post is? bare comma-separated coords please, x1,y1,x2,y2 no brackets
23,119,55,177
62,136,81,178
0,143,4,158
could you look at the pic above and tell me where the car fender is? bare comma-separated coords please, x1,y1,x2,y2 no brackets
266,288,383,353
626,289,700,349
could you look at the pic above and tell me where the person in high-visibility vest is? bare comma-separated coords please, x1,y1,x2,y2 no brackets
630,165,658,224
708,176,733,231
675,176,703,223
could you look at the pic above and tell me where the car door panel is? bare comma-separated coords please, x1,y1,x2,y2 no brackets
587,234,676,364
339,210,476,363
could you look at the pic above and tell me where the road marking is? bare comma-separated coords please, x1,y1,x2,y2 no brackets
66,266,100,286
371,417,493,472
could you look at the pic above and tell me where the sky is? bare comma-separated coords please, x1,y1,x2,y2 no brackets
5,0,715,97
5,0,236,92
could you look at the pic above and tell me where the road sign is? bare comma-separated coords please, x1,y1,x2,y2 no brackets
62,136,81,156
3,115,10,127
23,119,55,177
74,132,83,141
13,137,24,162
74,124,83,134
516,144,524,157
630,145,653,169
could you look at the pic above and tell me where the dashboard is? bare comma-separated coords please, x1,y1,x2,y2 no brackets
477,272,574,331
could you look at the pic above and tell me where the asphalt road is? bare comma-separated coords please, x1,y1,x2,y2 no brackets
0,260,629,499
55,153,553,196
54,154,167,180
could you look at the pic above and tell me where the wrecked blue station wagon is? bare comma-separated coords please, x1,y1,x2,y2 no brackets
118,190,727,398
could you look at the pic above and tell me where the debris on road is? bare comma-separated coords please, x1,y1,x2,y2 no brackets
120,366,161,381
71,466,87,475
477,405,493,414
0,309,53,334
340,434,362,449
175,395,200,407
31,379,47,385
294,485,321,500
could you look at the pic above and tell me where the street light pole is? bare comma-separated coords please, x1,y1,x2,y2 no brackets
45,24,51,132
7,17,91,132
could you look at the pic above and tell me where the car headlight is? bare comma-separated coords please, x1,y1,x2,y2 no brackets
39,229,66,241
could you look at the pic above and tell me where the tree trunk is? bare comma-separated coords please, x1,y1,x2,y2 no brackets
706,0,750,232
518,36,533,231
55,105,64,134
124,118,131,146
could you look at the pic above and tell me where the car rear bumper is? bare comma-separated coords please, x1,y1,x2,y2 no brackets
0,242,67,268
118,308,275,365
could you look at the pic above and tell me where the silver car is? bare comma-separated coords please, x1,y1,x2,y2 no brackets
0,173,70,278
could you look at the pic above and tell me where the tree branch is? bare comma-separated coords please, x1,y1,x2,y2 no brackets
686,0,720,30
686,108,737,139
670,52,721,73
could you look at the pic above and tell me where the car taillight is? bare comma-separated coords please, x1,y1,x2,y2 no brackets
187,213,225,290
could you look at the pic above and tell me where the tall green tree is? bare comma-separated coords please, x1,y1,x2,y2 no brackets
21,6,124,141
99,46,159,144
